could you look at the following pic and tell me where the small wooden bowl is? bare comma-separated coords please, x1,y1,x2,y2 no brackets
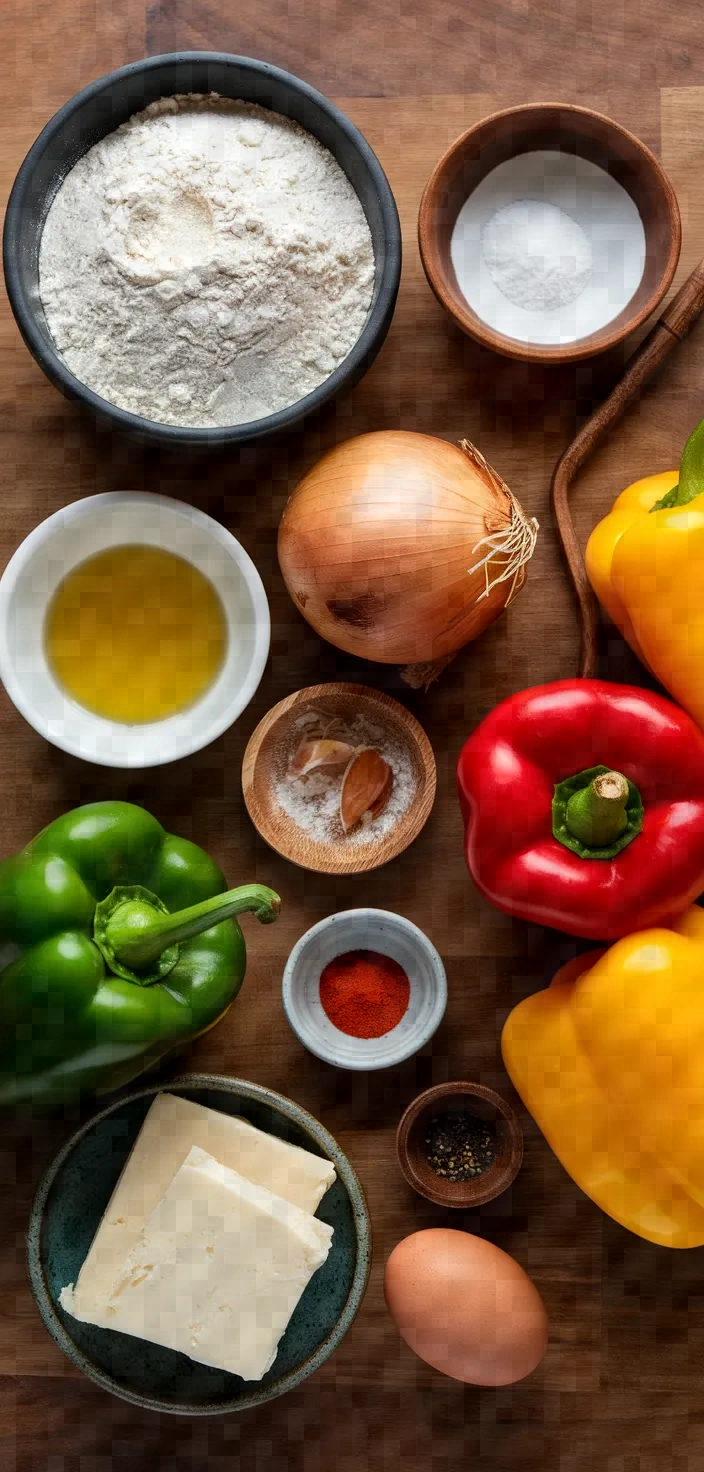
396,1082,523,1208
241,683,436,875
418,103,681,364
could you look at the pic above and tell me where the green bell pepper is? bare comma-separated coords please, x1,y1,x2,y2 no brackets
0,801,280,1109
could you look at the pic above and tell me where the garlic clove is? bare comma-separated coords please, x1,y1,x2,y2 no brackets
322,716,347,740
369,763,394,819
291,707,336,733
340,748,393,833
290,738,355,778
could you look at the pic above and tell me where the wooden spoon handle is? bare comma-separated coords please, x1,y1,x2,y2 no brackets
551,259,704,678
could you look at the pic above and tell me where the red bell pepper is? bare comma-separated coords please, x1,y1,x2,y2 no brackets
457,679,704,940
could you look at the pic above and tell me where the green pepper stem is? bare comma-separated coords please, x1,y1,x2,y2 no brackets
564,770,629,848
653,417,704,509
106,884,280,971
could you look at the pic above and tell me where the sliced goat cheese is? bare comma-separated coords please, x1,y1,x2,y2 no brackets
60,1093,335,1321
64,1146,334,1381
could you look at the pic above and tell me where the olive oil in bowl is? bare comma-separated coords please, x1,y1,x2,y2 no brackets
45,545,227,724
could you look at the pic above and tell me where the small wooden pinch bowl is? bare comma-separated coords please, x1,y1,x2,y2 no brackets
418,102,681,364
396,1082,523,1208
241,682,436,875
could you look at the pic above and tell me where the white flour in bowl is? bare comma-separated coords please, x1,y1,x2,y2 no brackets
38,93,375,428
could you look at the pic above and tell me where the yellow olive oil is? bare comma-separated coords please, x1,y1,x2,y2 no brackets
45,545,227,724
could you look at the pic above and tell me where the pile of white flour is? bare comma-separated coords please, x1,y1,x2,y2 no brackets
39,94,375,428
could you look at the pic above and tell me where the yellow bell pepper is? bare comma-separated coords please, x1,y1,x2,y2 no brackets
502,905,704,1248
586,418,704,728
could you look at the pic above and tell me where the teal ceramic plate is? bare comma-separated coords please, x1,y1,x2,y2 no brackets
27,1074,371,1415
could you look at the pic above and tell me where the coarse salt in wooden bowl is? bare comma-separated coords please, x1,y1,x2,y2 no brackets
396,1082,524,1209
241,683,436,875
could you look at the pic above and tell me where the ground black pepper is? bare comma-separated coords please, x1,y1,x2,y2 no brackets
424,1112,496,1181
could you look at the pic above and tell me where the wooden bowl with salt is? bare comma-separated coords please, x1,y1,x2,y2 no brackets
241,683,436,875
418,102,680,364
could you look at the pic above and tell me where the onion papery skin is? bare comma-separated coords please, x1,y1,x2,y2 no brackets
277,431,533,664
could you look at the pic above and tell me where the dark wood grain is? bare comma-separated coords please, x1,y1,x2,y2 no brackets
4,3,704,1470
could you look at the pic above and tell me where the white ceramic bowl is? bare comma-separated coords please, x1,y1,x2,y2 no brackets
282,909,447,1070
0,492,270,767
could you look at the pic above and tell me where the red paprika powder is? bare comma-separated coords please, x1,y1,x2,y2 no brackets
319,949,410,1038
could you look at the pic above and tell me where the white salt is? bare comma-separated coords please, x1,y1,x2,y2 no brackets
274,710,417,847
481,199,592,311
450,149,646,346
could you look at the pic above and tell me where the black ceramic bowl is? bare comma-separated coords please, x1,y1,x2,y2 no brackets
27,1075,372,1415
3,53,401,449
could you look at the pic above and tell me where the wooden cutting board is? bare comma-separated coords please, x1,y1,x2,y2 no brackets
3,27,704,1466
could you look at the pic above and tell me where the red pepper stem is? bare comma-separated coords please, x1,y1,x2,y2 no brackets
564,770,629,849
105,884,281,971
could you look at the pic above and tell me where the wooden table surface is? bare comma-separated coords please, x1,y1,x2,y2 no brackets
4,3,704,1470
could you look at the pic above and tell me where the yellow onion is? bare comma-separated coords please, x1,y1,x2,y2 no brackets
278,431,538,680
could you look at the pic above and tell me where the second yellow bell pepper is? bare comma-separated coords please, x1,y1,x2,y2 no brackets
586,418,704,728
502,906,704,1248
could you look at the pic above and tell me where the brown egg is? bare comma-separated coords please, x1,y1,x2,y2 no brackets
384,1228,548,1386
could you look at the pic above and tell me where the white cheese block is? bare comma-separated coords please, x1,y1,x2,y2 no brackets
60,1093,336,1323
64,1146,334,1381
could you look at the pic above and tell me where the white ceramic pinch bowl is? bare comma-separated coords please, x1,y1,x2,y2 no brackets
282,909,447,1070
0,491,270,768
